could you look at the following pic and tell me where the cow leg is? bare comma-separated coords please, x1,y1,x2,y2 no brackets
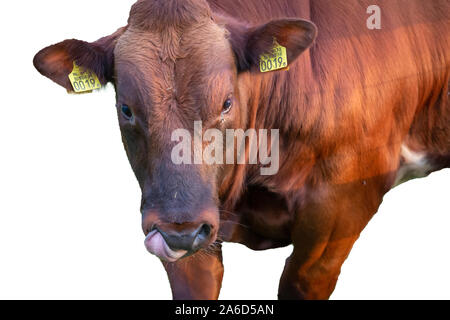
278,232,360,299
162,244,224,300
278,180,386,300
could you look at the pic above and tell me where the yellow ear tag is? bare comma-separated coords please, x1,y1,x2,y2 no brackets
68,62,102,93
259,40,288,73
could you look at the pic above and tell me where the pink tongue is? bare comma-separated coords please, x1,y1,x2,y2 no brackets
144,231,187,262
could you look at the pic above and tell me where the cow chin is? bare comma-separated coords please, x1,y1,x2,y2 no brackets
144,230,188,262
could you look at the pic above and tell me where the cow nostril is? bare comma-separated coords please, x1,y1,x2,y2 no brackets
198,224,212,239
192,223,212,251
146,224,156,235
192,224,213,250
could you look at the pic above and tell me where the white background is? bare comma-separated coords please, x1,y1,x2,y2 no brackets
0,0,448,300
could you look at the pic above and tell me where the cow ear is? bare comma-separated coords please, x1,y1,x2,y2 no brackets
228,19,317,72
33,27,126,92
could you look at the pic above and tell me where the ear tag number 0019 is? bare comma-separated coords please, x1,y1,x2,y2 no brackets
260,41,288,73
68,62,102,93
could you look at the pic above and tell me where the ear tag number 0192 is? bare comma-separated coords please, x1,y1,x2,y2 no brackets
68,62,102,93
260,41,288,73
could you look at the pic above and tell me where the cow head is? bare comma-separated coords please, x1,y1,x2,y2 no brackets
33,0,316,262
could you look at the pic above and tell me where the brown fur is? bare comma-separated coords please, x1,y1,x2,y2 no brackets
34,0,450,299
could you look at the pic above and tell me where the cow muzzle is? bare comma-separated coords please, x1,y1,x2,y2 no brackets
144,223,215,262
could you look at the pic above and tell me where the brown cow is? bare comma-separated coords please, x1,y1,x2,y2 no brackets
33,0,449,299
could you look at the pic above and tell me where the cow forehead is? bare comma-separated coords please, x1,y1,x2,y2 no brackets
115,20,230,65
114,23,234,106
128,0,212,33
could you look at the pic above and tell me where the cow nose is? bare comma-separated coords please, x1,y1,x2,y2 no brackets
156,224,213,252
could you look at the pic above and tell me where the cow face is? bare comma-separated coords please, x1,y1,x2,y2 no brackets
33,0,316,262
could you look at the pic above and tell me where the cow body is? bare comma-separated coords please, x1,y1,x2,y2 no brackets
213,0,450,298
34,0,449,299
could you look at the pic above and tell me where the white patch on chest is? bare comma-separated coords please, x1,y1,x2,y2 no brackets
394,144,431,186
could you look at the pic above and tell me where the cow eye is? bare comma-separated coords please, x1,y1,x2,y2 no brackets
121,104,133,120
222,98,233,113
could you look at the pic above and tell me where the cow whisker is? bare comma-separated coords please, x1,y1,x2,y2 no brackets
219,218,250,229
219,209,240,217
